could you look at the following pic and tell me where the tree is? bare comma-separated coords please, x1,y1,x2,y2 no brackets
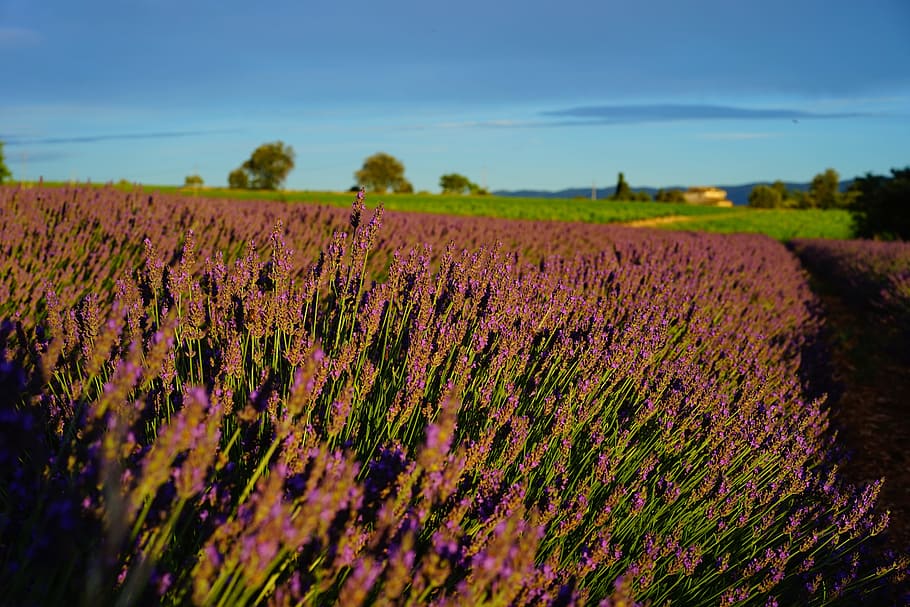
0,141,12,184
766,181,801,208
787,190,810,209
655,188,686,203
807,168,843,209
610,172,632,201
230,141,295,190
440,173,478,195
771,180,789,199
228,168,249,190
849,167,910,240
748,184,784,208
184,174,204,188
355,152,409,194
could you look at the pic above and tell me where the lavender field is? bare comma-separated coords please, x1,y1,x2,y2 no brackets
0,185,906,606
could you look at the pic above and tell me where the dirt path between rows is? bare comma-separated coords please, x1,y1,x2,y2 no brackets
623,215,695,228
623,210,753,229
810,281,910,553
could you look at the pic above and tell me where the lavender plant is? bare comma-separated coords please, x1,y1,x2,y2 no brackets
792,238,910,344
0,185,906,606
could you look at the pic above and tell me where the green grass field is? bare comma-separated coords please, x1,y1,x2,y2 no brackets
29,181,857,240
657,208,854,240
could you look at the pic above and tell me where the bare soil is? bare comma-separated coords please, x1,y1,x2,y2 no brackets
812,282,910,553
623,215,695,228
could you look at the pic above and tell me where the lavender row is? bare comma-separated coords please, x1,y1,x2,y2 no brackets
791,238,910,339
0,186,905,605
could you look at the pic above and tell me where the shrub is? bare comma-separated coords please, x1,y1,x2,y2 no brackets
849,168,910,241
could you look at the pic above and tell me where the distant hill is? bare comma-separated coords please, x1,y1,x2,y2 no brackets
494,181,854,206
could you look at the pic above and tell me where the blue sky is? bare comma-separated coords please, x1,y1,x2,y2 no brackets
2,0,909,192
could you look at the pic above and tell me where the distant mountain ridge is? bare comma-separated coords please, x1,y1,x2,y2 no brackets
494,181,853,206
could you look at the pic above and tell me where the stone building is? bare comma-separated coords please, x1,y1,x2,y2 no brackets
683,186,734,207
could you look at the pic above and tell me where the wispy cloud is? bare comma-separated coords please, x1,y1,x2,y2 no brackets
397,119,537,131
6,150,72,164
541,104,863,124
696,132,779,141
409,103,867,132
808,95,910,109
3,129,239,146
447,119,539,129
0,26,41,47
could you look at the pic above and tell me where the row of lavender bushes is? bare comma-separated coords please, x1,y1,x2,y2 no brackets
791,238,910,348
0,185,906,606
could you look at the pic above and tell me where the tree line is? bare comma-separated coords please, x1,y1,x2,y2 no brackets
746,167,909,239
747,169,853,210
220,144,494,197
610,172,687,202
